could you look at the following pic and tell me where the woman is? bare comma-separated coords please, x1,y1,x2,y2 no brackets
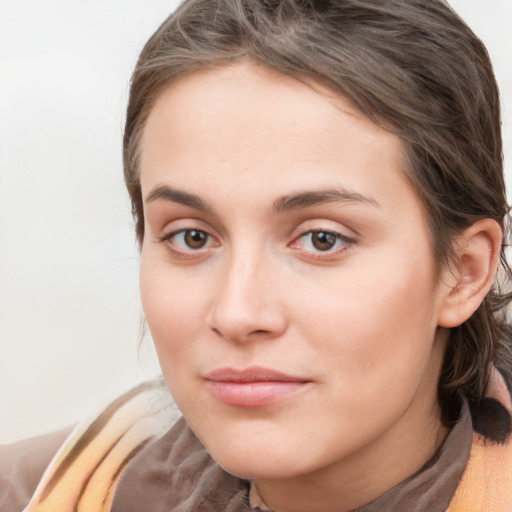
2,0,512,510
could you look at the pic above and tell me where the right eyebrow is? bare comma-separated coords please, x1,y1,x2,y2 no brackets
145,185,212,212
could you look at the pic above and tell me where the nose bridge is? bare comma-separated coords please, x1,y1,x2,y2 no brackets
207,245,286,342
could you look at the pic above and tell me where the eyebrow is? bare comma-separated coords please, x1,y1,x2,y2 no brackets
273,188,380,212
145,185,380,214
145,185,212,212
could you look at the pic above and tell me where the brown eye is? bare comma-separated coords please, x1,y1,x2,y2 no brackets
160,228,216,253
311,231,337,251
289,229,354,256
184,230,208,249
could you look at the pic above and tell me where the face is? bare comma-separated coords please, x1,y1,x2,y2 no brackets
139,62,450,485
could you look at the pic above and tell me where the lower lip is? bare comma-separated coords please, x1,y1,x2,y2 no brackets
206,381,308,407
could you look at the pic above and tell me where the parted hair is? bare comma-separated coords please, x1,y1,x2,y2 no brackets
124,0,512,440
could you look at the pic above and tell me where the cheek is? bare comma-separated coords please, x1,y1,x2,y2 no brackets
139,258,213,415
293,246,441,393
139,255,207,362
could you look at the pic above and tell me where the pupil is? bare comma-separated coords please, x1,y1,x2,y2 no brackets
185,230,207,249
312,231,336,251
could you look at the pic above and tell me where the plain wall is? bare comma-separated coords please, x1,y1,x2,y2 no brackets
0,0,511,443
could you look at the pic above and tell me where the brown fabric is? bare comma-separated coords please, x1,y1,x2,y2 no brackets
111,417,250,512
112,403,473,512
0,425,74,512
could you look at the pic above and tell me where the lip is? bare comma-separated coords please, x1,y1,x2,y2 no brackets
204,366,311,407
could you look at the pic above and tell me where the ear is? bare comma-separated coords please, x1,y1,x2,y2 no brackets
437,219,503,328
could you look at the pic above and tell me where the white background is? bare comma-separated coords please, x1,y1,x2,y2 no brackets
0,0,511,443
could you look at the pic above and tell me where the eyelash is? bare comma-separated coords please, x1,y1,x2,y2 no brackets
157,227,356,260
289,230,355,257
157,229,217,258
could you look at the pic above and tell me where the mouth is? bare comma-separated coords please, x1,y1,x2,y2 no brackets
204,366,311,407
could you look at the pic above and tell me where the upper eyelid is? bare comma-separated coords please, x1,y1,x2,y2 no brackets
158,227,215,243
157,218,218,237
292,223,357,241
155,219,357,244
293,230,355,245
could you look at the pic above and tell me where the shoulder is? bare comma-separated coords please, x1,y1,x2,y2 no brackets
4,380,178,512
447,368,512,511
0,426,74,512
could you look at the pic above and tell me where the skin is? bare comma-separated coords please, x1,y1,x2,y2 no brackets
138,61,475,511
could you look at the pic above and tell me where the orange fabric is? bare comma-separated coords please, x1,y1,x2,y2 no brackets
22,383,178,512
446,434,512,511
447,369,512,512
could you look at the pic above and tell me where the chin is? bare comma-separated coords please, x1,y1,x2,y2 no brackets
206,442,309,480
219,459,302,481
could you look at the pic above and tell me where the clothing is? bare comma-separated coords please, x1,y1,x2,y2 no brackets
0,426,73,512
2,376,512,512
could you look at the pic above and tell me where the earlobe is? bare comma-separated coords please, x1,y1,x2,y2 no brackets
437,219,503,328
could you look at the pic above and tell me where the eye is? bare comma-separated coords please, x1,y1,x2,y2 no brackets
159,228,217,253
290,229,354,255
308,231,339,251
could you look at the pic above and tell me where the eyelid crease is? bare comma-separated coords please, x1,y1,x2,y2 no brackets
291,221,358,242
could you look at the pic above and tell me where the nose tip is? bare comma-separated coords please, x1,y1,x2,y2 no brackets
206,260,288,343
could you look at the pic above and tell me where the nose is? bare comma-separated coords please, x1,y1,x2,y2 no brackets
206,252,288,343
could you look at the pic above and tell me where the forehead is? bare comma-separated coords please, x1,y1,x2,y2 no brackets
139,62,422,220
141,62,400,159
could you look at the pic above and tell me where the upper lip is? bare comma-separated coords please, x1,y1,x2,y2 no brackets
205,366,309,383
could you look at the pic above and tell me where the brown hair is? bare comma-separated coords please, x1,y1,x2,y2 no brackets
124,0,512,440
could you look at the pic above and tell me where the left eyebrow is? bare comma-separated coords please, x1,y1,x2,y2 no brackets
273,188,381,213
